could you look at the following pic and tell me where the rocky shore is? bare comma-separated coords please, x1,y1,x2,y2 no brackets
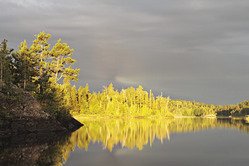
0,86,83,137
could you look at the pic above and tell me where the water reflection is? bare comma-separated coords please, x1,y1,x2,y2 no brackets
70,118,249,152
0,132,71,166
1,118,249,166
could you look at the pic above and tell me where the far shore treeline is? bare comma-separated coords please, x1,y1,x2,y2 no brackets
0,32,249,118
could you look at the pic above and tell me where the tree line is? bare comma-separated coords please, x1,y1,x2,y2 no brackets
1,32,248,118
66,83,218,117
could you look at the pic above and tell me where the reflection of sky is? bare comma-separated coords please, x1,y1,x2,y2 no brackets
65,129,249,166
1,0,249,104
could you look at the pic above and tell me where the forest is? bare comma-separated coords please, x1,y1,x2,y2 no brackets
1,32,249,118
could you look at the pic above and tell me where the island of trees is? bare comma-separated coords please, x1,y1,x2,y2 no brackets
1,32,249,121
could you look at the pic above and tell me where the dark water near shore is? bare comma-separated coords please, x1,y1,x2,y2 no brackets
1,118,249,166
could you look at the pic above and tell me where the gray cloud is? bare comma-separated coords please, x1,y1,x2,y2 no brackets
1,0,249,104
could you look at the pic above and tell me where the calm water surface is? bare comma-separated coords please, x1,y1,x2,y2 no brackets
1,118,249,166
65,118,249,166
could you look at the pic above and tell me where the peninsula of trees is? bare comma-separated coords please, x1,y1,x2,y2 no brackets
1,32,248,121
0,32,82,134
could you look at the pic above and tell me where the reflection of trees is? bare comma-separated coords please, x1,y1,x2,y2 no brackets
67,118,249,152
3,118,245,165
0,133,71,166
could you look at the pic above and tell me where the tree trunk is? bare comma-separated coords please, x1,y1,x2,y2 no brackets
0,59,2,82
0,56,3,90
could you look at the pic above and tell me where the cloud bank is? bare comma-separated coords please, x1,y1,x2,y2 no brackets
1,0,249,104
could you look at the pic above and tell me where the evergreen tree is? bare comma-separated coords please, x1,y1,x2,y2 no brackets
0,39,13,89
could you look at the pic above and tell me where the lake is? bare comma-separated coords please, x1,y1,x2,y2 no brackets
1,118,249,166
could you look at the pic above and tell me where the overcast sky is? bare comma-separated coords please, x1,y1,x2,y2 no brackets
1,0,249,104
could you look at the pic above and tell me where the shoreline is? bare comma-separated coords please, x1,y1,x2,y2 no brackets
74,114,249,121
